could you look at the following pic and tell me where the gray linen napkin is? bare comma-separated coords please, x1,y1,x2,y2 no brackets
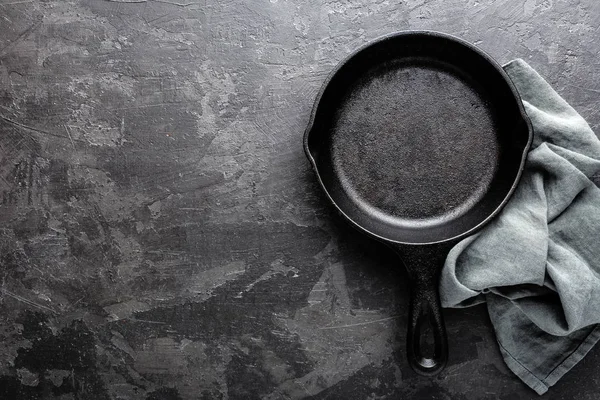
440,59,600,395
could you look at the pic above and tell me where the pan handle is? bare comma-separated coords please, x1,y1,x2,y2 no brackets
392,244,450,375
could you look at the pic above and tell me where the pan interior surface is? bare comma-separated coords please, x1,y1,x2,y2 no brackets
332,59,498,226
309,35,530,244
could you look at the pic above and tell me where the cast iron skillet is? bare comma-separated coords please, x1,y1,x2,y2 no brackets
304,31,532,375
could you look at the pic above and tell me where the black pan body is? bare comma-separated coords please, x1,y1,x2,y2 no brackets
305,32,532,245
304,31,532,375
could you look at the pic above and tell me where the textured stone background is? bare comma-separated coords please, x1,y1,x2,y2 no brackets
0,0,599,399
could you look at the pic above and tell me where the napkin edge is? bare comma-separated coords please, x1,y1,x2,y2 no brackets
498,324,600,395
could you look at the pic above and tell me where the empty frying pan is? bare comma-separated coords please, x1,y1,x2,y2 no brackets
304,31,532,375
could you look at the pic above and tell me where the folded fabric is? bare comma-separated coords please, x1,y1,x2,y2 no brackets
440,59,600,395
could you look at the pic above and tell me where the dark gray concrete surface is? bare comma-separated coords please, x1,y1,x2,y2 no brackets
0,0,599,399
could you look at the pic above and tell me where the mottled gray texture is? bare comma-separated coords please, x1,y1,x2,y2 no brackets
0,0,599,399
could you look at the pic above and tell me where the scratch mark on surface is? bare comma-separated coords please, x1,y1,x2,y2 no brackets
32,266,66,283
0,0,34,6
1,289,58,314
146,13,177,25
152,0,197,6
566,83,600,94
70,295,86,310
105,0,197,6
104,101,201,111
64,124,76,149
0,20,41,57
318,315,400,330
120,116,125,138
129,318,167,325
1,114,80,142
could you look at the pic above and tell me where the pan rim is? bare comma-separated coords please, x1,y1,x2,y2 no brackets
303,30,534,246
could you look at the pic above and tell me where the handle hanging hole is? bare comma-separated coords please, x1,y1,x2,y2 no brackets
415,303,437,368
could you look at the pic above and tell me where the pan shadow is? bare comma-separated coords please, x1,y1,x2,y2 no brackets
305,167,492,377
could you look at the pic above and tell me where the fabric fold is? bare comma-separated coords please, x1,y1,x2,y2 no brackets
440,59,600,394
